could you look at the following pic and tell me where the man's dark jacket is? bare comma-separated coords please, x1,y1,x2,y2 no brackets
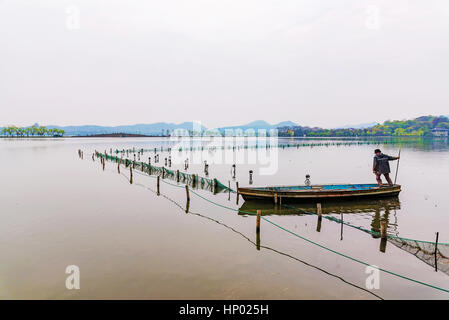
373,153,397,174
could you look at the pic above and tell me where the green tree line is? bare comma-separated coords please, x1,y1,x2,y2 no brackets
0,125,65,137
278,115,449,137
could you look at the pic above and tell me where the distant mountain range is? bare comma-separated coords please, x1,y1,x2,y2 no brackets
218,120,298,131
45,122,206,136
42,120,299,136
336,122,379,129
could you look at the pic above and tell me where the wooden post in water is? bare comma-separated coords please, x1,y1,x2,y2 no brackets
117,161,120,174
380,221,387,239
236,182,239,205
162,167,165,179
256,209,261,251
185,185,190,212
274,193,278,205
435,232,439,272
129,165,133,184
228,180,231,201
185,185,190,201
256,227,260,251
213,178,218,194
185,199,190,214
316,215,322,232
157,176,160,195
315,203,322,232
176,170,180,182
340,212,343,241
380,220,387,253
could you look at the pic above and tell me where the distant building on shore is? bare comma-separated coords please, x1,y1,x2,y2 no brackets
431,128,449,137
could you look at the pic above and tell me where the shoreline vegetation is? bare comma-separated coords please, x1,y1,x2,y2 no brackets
278,115,449,137
1,125,64,137
1,115,448,138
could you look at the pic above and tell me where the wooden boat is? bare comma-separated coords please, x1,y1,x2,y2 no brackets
238,183,401,202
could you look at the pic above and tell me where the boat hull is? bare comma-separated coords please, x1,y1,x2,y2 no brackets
238,184,401,203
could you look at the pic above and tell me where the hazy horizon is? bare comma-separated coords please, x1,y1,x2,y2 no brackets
1,1,449,128
0,117,419,129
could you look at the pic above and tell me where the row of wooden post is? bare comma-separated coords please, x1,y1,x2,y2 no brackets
102,152,220,195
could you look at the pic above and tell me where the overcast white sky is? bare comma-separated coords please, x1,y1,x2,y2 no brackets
1,0,448,128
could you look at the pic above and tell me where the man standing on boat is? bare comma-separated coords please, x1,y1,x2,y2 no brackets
373,149,400,187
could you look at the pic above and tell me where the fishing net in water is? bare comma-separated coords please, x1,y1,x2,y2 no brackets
283,204,449,275
98,152,231,194
327,215,449,274
387,236,449,275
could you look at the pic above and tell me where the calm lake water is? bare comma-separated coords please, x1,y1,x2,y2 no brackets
1,137,448,299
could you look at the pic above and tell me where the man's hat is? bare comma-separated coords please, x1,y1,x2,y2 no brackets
374,149,381,153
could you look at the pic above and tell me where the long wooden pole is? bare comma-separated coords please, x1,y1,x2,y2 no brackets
394,149,401,185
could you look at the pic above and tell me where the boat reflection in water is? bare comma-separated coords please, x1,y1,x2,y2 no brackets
238,197,401,249
238,197,401,231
